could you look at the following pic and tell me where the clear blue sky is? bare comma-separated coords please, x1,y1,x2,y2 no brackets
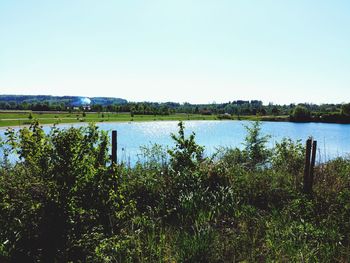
1,0,349,104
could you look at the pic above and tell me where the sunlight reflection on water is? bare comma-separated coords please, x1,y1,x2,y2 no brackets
1,120,350,166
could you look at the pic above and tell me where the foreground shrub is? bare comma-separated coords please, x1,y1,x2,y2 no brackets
0,123,122,262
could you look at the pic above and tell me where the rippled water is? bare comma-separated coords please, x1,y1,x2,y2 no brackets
1,120,350,165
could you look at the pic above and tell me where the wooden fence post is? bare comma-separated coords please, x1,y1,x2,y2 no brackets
303,138,312,193
111,130,117,164
303,138,317,195
309,140,317,191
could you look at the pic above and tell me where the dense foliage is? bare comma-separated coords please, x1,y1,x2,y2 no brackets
290,105,311,122
0,121,349,262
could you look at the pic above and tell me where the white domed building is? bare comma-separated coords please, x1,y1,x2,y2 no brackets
71,97,91,110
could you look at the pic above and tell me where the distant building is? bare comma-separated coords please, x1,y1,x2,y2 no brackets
70,97,91,110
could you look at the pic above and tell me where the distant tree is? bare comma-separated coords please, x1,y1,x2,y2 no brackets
341,103,350,116
271,106,279,116
292,106,311,121
92,104,103,113
21,102,29,110
259,108,267,115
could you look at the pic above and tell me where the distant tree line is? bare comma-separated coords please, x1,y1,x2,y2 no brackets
290,104,350,123
0,95,127,111
1,95,350,123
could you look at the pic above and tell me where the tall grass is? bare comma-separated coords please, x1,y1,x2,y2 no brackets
0,121,349,262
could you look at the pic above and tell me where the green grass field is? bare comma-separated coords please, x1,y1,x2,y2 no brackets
0,111,289,127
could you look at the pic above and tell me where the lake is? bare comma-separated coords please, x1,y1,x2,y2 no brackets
1,120,350,165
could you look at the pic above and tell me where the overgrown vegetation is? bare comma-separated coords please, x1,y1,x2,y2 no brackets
0,121,349,262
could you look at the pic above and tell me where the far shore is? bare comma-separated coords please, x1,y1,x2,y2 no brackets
0,111,287,128
0,117,277,130
1,111,350,129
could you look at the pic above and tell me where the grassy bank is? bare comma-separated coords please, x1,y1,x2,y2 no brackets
0,121,349,262
0,111,289,127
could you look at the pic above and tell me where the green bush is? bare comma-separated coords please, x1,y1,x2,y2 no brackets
272,138,304,175
0,122,122,262
291,105,311,121
341,103,350,116
243,121,271,169
168,121,204,172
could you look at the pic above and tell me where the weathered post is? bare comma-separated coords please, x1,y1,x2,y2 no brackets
309,140,317,191
303,138,317,195
303,138,312,193
111,130,117,164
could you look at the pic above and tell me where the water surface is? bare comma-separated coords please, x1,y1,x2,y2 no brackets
1,120,350,165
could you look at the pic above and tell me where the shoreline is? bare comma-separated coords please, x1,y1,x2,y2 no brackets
1,116,350,130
